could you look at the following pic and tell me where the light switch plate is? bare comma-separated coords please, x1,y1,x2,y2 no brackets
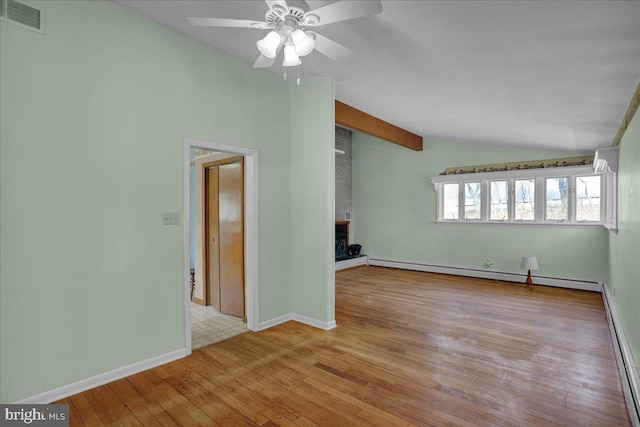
162,212,180,225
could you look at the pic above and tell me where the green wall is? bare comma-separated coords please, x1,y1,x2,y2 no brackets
0,1,334,402
609,109,640,369
353,133,610,282
291,80,336,323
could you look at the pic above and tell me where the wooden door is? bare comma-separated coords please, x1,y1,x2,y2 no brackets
205,167,221,310
204,158,245,318
218,161,244,317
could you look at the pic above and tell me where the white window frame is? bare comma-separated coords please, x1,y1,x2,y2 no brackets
513,177,536,222
432,165,615,229
440,182,460,221
544,176,569,223
574,173,604,224
489,179,510,222
463,181,483,221
602,169,617,231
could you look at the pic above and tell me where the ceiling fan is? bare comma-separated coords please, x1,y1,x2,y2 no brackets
188,0,383,69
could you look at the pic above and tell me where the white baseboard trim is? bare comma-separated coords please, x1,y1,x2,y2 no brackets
15,311,337,403
256,313,337,331
603,283,640,427
13,348,188,404
335,256,369,271
255,313,294,331
292,314,337,330
368,258,602,292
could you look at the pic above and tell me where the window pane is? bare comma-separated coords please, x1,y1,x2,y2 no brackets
464,182,481,220
514,179,535,220
443,183,459,220
546,177,568,221
576,175,601,221
490,181,509,220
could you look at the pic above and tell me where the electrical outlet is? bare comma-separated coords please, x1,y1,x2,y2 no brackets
484,259,493,268
162,212,180,225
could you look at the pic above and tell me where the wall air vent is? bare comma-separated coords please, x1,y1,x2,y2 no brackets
0,0,44,33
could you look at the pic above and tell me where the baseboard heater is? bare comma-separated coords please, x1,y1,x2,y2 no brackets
603,283,640,427
367,258,601,292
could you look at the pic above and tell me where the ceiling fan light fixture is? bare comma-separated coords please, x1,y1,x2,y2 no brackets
291,29,315,56
257,31,282,59
283,44,302,66
189,0,384,69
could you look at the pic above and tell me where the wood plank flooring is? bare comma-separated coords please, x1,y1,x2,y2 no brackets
57,266,631,426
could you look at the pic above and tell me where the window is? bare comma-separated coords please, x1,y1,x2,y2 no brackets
545,177,568,221
442,183,459,220
576,175,601,222
490,181,509,221
514,179,535,221
432,165,612,227
464,182,481,220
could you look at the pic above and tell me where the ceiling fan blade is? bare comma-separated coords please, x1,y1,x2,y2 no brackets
187,17,268,29
304,0,382,26
308,32,354,62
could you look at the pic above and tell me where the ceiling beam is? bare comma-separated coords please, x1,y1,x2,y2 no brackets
335,101,423,151
612,80,640,147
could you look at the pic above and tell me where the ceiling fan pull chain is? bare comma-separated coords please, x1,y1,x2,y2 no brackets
283,72,287,81
297,65,300,86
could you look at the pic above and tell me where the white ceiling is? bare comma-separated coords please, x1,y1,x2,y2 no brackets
115,0,640,151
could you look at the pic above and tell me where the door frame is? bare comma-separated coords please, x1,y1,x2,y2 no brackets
183,138,259,355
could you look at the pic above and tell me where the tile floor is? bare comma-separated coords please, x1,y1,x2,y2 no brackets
190,302,248,350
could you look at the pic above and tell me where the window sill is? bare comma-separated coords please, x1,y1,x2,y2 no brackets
434,220,605,228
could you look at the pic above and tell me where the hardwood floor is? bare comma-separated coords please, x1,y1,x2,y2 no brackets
57,266,631,426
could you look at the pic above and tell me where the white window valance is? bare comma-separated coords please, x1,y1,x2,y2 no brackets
439,155,594,176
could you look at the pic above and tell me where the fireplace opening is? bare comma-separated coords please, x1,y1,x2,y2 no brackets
335,222,348,259
335,221,365,261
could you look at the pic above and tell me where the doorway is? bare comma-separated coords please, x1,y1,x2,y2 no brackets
183,138,259,355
